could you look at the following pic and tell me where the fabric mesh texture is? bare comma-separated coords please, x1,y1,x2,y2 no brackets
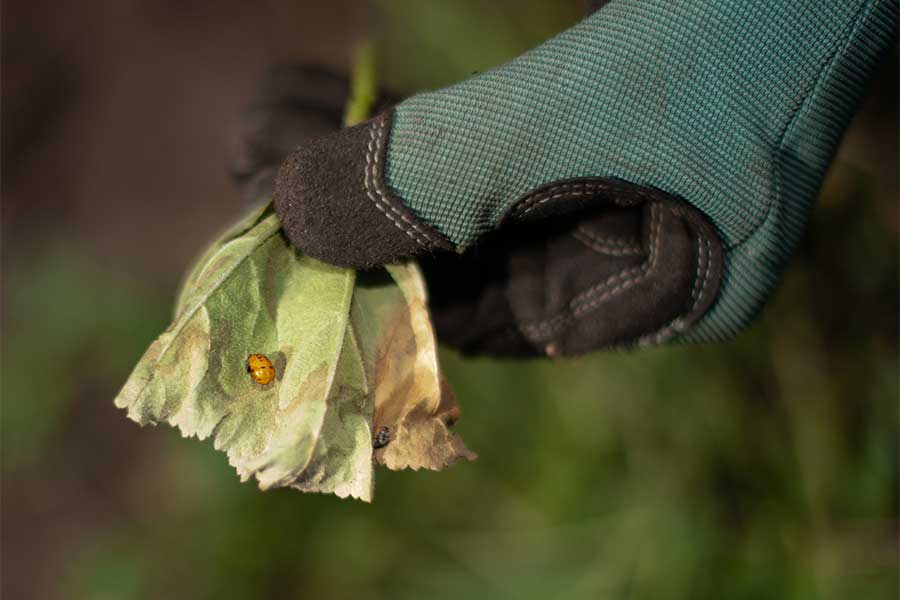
383,0,898,341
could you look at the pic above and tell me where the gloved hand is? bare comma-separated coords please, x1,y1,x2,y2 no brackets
229,66,350,206
239,0,898,357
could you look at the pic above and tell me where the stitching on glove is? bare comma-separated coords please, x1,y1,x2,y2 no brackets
521,199,719,348
637,206,715,345
510,180,650,219
571,225,642,256
521,202,662,338
671,204,714,310
365,117,441,249
569,203,661,314
693,236,712,305
637,230,711,344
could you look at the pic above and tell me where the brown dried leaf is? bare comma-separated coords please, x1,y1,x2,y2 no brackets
351,264,475,471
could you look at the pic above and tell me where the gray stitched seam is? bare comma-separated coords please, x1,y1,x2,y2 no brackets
691,235,709,304
364,119,436,249
572,228,642,256
638,227,713,346
575,225,641,247
520,202,662,337
511,181,649,218
372,119,444,245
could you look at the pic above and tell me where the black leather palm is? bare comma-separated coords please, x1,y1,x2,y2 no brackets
421,181,722,356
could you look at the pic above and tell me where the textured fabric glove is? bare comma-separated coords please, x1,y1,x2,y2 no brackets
268,0,897,357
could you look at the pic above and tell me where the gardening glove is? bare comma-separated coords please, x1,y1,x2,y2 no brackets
230,65,401,203
269,0,897,357
230,66,350,206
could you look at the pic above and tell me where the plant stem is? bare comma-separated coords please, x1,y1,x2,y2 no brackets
344,44,378,127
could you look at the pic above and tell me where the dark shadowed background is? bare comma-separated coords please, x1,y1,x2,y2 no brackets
2,1,898,599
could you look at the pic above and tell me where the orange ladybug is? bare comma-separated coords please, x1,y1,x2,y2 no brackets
246,353,275,385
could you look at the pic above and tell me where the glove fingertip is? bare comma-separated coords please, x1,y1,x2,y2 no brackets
273,111,453,269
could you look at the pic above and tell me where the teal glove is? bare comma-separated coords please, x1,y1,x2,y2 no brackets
274,0,898,356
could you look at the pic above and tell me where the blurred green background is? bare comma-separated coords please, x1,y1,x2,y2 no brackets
2,1,897,599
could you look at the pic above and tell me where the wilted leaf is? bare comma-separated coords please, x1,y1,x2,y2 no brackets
116,204,473,501
116,204,375,500
115,45,472,501
352,264,476,471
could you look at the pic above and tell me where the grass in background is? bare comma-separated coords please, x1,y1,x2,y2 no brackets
2,2,897,599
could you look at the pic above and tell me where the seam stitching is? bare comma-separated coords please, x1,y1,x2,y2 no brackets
521,202,661,337
572,226,642,256
511,181,650,218
639,222,713,346
364,118,437,249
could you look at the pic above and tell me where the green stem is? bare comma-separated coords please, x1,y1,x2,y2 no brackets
344,44,378,127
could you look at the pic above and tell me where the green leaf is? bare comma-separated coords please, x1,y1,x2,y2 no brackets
173,200,273,316
116,205,473,501
116,204,375,500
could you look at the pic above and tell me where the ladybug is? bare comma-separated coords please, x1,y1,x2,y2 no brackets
246,353,275,385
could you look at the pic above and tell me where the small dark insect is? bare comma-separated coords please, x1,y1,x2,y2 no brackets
372,426,391,449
